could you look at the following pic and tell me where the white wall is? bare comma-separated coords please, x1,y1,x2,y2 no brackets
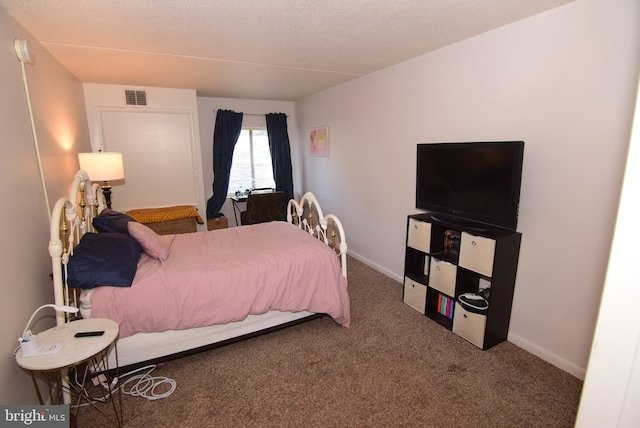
295,0,640,378
196,97,296,225
0,7,91,404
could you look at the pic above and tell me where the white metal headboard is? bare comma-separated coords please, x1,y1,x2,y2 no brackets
287,192,348,278
49,170,104,326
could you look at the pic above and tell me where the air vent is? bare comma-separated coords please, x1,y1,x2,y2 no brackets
124,90,147,106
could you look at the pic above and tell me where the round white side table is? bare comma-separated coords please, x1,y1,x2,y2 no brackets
16,318,122,427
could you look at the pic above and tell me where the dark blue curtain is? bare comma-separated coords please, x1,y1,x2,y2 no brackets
206,110,243,219
265,113,294,207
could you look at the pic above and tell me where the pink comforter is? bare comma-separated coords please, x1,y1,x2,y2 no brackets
89,221,350,338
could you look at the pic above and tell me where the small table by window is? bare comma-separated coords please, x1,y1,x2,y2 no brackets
15,318,122,427
231,195,248,226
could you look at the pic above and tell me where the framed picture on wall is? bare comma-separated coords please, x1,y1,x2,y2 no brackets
309,126,329,156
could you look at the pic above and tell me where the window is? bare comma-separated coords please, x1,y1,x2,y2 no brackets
228,129,275,194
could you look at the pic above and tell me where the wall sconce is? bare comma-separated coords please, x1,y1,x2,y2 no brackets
14,39,34,64
18,304,79,357
78,150,125,209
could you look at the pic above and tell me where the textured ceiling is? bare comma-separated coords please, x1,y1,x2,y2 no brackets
1,0,574,100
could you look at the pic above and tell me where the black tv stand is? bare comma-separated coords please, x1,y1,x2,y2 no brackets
429,214,492,232
402,213,522,349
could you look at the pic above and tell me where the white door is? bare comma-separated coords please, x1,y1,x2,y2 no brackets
99,108,204,214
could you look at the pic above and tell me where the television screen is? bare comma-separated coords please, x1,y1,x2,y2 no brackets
416,141,524,230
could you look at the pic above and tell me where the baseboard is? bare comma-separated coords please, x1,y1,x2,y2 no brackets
347,250,403,283
508,332,586,380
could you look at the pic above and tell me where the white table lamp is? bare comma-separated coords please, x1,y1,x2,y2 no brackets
19,304,79,357
78,150,125,209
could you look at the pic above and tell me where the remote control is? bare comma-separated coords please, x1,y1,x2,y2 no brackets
74,331,105,337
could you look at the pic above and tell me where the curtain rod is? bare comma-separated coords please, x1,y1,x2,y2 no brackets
213,110,289,117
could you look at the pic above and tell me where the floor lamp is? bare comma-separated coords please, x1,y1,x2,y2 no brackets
78,150,125,209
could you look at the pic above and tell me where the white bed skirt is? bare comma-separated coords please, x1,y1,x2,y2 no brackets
107,310,317,370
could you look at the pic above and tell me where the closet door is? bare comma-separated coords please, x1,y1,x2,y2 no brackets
99,108,203,212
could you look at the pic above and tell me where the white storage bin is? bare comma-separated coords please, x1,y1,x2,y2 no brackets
407,218,431,253
403,277,427,313
452,302,487,348
459,232,495,277
429,258,456,297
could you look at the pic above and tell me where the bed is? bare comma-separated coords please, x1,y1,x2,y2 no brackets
49,170,349,370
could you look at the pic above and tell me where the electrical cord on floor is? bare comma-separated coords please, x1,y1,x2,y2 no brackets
71,367,111,407
70,363,176,408
119,364,176,400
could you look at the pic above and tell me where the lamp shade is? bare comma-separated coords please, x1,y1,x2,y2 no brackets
78,152,125,181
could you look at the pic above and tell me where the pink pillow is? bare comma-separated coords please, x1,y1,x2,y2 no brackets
127,222,170,261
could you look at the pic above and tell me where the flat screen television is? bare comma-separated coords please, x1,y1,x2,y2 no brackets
416,141,524,231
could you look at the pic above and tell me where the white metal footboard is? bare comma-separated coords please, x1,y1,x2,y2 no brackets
287,192,348,278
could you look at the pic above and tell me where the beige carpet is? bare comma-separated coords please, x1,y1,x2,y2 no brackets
77,256,582,427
